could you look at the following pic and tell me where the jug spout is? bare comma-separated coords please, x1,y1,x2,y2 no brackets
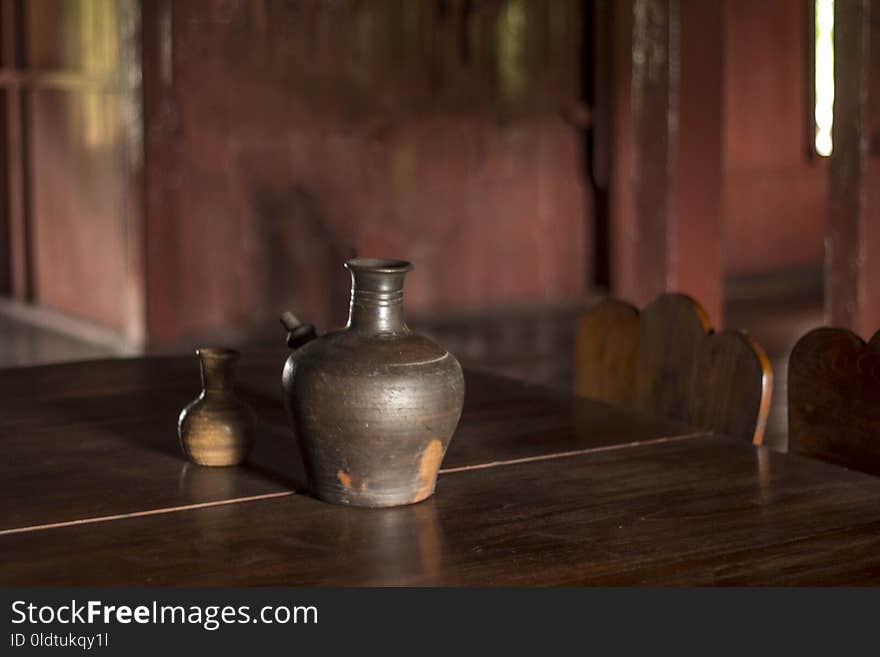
281,311,317,349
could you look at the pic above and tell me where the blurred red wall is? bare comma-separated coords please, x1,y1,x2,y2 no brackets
9,0,826,346
722,0,826,277
144,0,590,346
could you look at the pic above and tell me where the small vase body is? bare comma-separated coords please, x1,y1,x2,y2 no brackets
282,258,465,507
179,348,256,466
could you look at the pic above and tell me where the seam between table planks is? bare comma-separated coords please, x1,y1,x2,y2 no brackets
438,432,710,474
0,491,295,537
0,432,710,537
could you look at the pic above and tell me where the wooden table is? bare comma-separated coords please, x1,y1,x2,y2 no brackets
2,355,879,585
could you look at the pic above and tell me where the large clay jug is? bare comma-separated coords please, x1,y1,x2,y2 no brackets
281,258,465,507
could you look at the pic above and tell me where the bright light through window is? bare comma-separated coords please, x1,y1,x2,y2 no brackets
815,0,834,157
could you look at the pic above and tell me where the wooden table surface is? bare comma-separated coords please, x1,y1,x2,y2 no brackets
0,355,698,532
2,356,877,585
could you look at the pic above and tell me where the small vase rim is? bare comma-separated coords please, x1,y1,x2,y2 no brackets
195,347,240,361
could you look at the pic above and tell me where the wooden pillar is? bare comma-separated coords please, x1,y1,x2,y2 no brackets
141,0,184,346
608,0,723,323
1,0,30,300
828,0,880,337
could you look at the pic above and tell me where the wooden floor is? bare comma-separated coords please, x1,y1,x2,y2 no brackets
0,284,825,452
723,285,825,451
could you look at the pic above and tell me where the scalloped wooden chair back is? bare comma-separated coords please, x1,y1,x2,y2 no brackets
574,294,773,444
788,328,880,474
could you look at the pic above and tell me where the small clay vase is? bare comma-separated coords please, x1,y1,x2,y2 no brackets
281,258,465,508
178,347,256,466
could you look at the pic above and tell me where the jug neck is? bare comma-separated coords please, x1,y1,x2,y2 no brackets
345,258,412,334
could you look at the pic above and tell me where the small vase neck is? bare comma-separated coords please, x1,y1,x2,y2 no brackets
197,348,239,393
345,258,412,334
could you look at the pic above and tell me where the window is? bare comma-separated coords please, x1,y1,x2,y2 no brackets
814,0,834,156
